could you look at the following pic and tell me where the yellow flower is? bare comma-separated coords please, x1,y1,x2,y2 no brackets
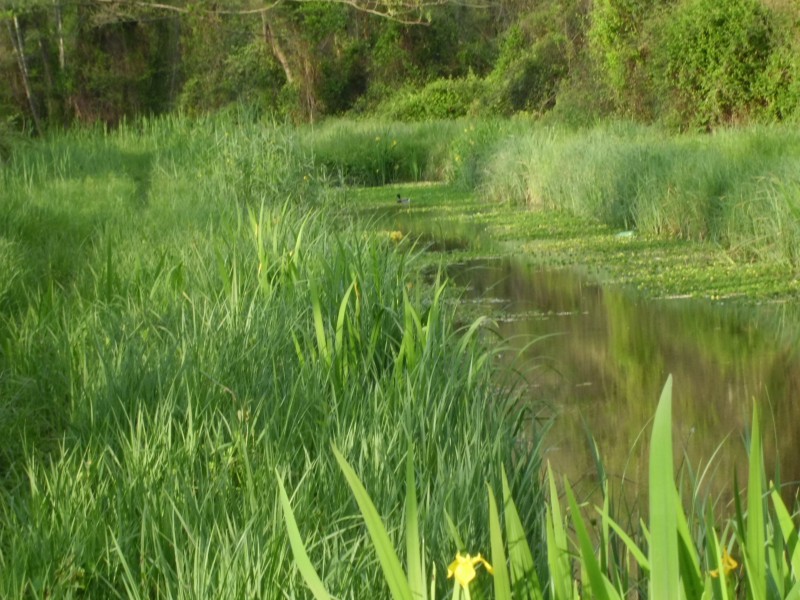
447,552,493,589
389,230,404,242
710,547,738,578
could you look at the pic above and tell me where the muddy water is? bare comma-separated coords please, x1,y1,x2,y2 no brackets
446,258,800,505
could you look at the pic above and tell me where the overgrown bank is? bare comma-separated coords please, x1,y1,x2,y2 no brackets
2,114,800,598
306,119,800,274
0,116,542,597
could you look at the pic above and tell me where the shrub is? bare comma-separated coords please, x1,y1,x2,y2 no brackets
375,75,487,121
655,0,774,129
484,25,570,115
756,16,800,122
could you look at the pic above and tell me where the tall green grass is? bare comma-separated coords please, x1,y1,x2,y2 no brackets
284,376,800,599
0,115,543,598
296,118,520,189
480,122,800,265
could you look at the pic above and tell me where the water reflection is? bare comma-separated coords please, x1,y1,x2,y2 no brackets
447,258,800,506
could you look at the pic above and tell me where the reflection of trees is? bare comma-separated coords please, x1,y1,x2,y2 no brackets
461,259,800,506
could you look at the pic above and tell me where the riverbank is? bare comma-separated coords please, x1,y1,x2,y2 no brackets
345,180,800,504
2,114,799,598
0,117,542,598
346,181,800,304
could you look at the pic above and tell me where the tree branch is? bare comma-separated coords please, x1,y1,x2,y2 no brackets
81,0,479,24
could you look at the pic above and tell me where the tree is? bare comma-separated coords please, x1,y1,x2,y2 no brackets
1,0,490,126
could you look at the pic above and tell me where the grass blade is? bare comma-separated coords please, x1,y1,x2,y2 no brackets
445,510,466,552
405,443,426,600
648,375,680,600
276,475,333,600
746,403,766,600
597,506,650,573
502,468,544,600
546,464,572,600
770,487,800,578
309,279,330,366
565,479,620,600
488,483,512,600
332,445,413,600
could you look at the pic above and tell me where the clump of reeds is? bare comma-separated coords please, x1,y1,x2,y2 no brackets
285,376,800,600
0,115,543,598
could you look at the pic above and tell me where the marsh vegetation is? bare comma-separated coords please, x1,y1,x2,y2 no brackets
2,114,800,598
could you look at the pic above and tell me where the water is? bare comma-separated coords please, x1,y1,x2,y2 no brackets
446,257,800,506
373,200,800,506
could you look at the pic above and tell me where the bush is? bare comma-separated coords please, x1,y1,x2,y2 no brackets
654,0,774,129
756,20,800,122
375,75,487,121
484,25,570,115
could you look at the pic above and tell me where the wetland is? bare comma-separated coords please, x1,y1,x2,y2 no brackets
357,183,800,505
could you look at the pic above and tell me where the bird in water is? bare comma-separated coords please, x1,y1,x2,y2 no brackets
396,194,411,205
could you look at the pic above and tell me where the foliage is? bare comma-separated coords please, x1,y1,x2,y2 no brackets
179,24,284,115
654,0,775,129
0,115,542,597
479,122,800,265
299,118,461,185
375,75,487,121
483,24,570,115
282,375,800,599
755,15,800,122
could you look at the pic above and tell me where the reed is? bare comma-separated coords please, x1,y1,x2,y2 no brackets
285,377,800,599
0,115,543,598
479,123,800,265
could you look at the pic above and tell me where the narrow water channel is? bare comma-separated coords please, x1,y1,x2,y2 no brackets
447,258,800,505
377,202,800,506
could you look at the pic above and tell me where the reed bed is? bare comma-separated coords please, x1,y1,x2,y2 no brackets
2,114,799,598
479,123,800,265
0,114,543,598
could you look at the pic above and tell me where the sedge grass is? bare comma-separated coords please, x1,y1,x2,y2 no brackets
0,115,543,598
479,122,800,266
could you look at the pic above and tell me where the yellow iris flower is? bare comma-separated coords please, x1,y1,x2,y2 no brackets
710,547,738,578
447,552,494,589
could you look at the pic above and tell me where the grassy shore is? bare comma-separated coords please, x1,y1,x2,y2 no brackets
2,114,799,598
300,118,800,270
0,114,542,598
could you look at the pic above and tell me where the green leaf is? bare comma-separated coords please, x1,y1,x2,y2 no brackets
405,443,426,600
648,375,680,600
332,445,413,600
546,465,572,600
309,279,330,366
488,483,512,600
703,511,728,600
334,278,357,357
502,468,544,600
276,475,333,600
746,403,766,600
596,506,650,573
565,480,620,600
675,487,702,599
770,487,800,578
445,510,466,552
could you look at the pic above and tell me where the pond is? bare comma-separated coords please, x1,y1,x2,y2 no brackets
379,200,800,507
447,258,800,506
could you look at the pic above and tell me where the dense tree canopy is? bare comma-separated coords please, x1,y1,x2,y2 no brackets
1,0,798,132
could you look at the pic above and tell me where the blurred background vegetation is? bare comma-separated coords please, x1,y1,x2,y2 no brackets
1,0,798,136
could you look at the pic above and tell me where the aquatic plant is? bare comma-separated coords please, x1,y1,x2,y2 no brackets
283,377,800,599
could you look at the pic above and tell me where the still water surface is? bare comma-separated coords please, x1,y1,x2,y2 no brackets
445,258,800,505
